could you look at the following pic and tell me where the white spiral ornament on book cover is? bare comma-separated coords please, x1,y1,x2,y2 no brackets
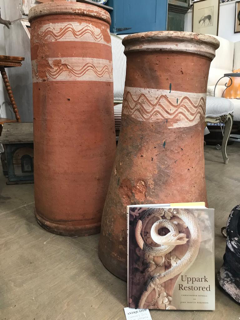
127,204,215,311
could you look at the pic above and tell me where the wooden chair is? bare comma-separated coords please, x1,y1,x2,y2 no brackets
0,55,25,132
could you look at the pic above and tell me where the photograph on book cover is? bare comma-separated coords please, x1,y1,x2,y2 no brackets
128,206,215,310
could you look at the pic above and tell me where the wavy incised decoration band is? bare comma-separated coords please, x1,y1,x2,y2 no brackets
123,87,206,128
35,22,110,45
32,57,113,82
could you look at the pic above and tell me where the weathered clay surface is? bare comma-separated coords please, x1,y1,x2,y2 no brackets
98,32,219,280
29,2,115,236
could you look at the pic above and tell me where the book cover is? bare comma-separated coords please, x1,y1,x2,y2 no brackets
127,204,215,310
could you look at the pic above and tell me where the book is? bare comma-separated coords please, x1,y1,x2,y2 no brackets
127,203,215,311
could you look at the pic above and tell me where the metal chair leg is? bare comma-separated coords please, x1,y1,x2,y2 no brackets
221,114,233,164
0,67,20,122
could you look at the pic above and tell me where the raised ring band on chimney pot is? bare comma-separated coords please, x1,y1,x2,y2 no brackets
122,31,219,59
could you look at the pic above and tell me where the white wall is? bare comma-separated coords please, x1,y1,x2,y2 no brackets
185,1,240,43
0,0,33,122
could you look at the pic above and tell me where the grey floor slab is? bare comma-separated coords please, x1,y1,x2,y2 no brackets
0,144,240,320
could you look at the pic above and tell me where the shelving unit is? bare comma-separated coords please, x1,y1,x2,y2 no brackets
168,0,190,31
108,0,168,34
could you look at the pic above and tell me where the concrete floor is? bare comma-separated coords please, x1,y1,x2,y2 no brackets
1,144,240,320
